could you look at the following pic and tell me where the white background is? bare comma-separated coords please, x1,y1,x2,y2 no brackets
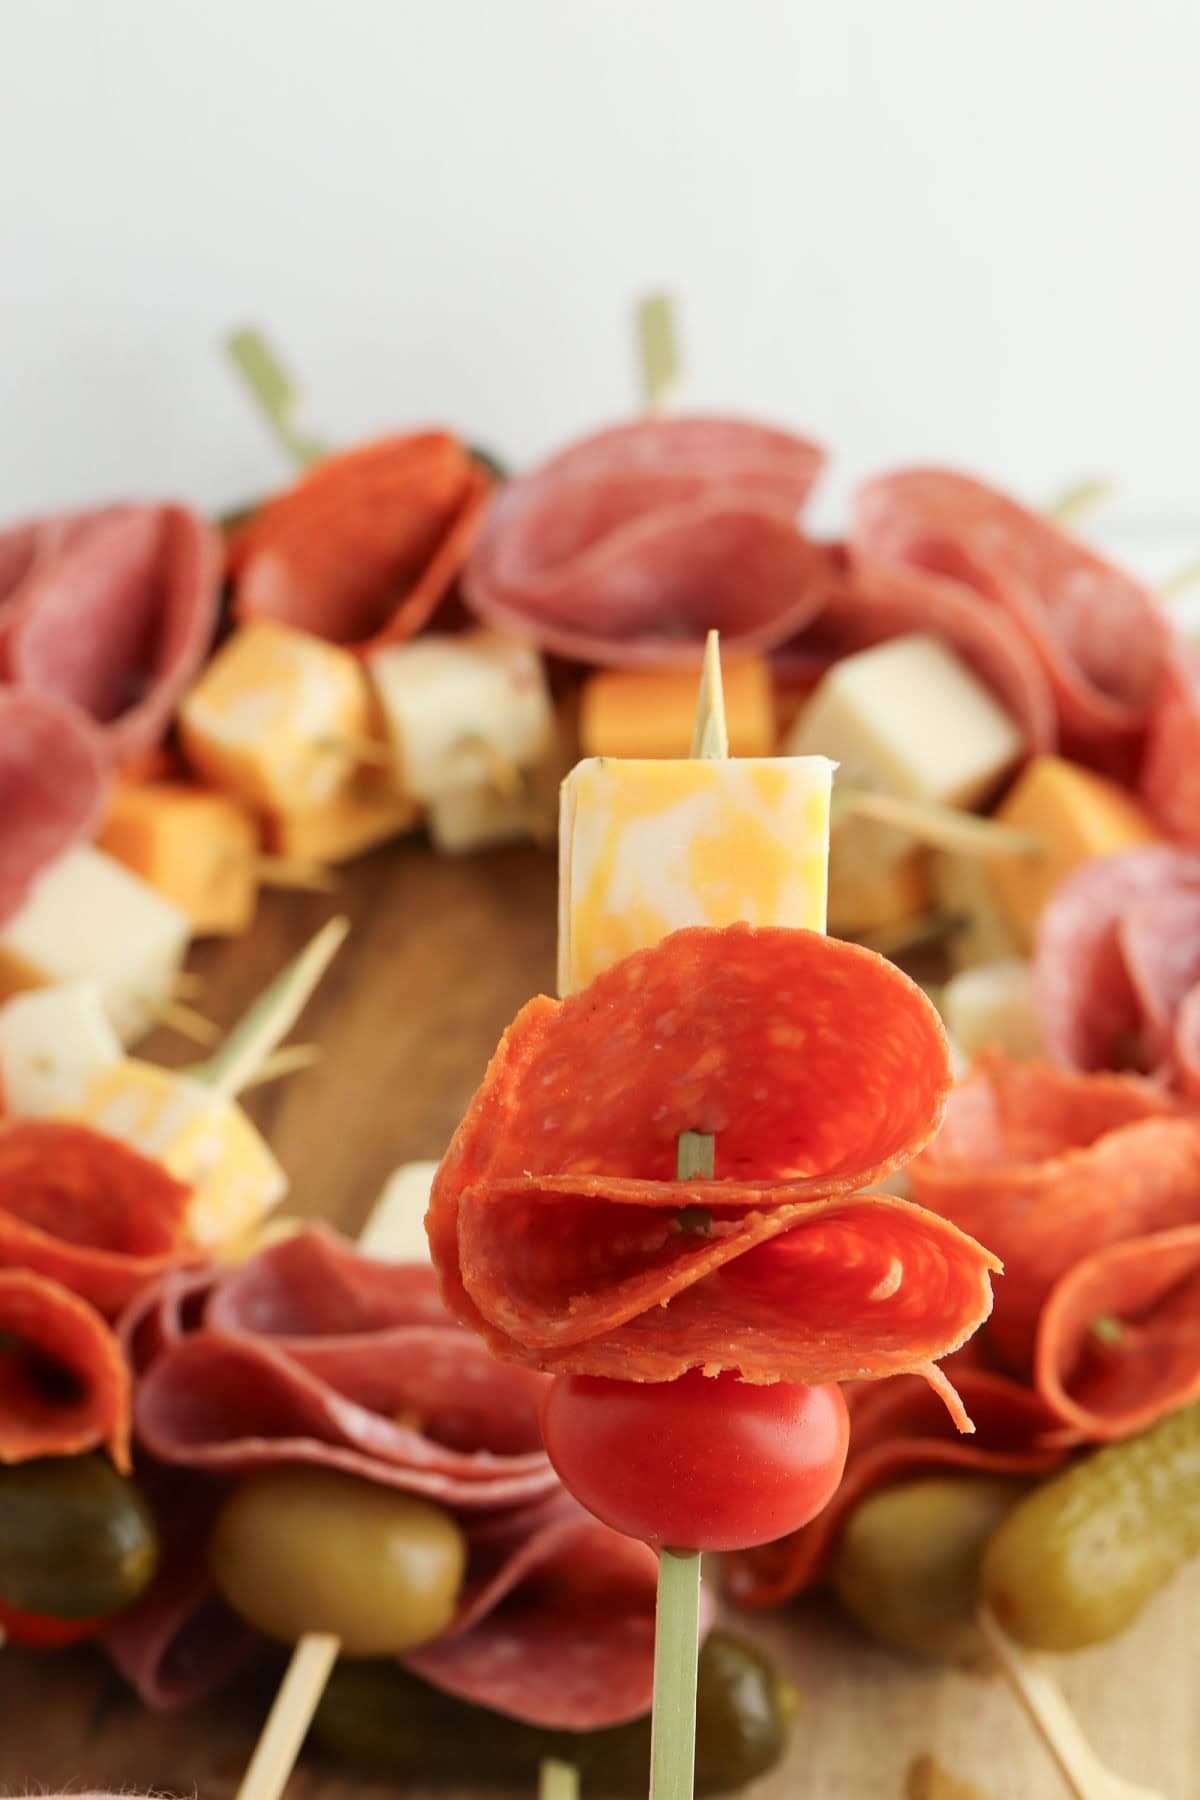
3,0,1199,546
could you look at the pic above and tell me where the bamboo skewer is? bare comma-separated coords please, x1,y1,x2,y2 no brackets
1042,477,1118,529
833,787,1041,861
225,328,328,470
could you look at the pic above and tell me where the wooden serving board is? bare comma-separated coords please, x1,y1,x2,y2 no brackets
0,840,1195,1800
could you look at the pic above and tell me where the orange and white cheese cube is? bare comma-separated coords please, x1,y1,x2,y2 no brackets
98,781,260,936
0,982,122,1115
557,756,833,996
62,1060,286,1247
180,620,378,813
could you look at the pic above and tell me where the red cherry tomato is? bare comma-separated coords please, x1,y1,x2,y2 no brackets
0,1599,104,1649
540,1369,849,1552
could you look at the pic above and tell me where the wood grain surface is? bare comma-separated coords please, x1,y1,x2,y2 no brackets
0,839,1195,1800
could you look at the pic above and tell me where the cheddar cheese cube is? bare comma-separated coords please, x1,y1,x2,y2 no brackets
986,755,1160,946
558,756,832,996
180,620,379,812
98,781,260,936
0,847,191,1045
579,659,774,760
369,631,554,804
0,982,122,1116
265,774,420,865
65,1060,286,1247
941,959,1041,1062
827,849,932,938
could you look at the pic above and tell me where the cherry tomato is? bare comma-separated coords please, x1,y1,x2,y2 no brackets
540,1370,849,1552
0,1599,104,1649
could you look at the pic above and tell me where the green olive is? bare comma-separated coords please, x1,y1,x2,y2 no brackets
210,1467,466,1654
981,1399,1200,1651
831,1476,1030,1663
0,1455,159,1618
312,1630,794,1795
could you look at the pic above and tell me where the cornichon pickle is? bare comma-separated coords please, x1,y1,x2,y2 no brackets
0,1455,159,1618
311,1629,795,1796
831,1476,1030,1662
981,1399,1200,1651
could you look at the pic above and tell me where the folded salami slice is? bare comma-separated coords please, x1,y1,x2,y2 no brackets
5,504,222,765
724,1367,1065,1609
0,1268,130,1467
0,1120,194,1316
429,926,997,1417
1035,1225,1200,1440
231,433,490,652
132,1227,557,1509
1034,845,1200,1091
0,690,110,926
852,469,1171,750
462,417,830,665
1140,648,1200,842
910,1052,1200,1375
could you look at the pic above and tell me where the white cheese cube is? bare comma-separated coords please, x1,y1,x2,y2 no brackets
360,1160,439,1262
931,850,1023,970
941,959,1041,1062
369,631,554,803
0,848,191,1045
0,982,122,1115
429,783,538,854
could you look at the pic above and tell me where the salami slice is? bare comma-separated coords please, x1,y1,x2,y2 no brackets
231,433,491,652
0,1269,130,1467
1139,647,1200,842
0,1120,193,1316
429,926,997,1415
852,469,1171,751
6,504,221,766
1034,846,1200,1087
462,417,830,665
910,1052,1200,1372
0,690,110,926
725,1367,1065,1609
131,1227,557,1509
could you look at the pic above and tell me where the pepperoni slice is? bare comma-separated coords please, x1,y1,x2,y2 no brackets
231,433,490,652
0,1120,193,1317
0,1269,130,1467
429,926,997,1413
462,417,829,665
0,690,110,927
852,469,1171,751
724,1366,1065,1608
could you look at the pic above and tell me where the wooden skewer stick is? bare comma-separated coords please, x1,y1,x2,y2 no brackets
833,787,1041,861
977,1608,1164,1800
1160,556,1200,600
239,1043,323,1093
1043,477,1118,528
251,854,337,895
139,995,222,1047
225,327,329,470
636,292,682,415
538,1759,580,1800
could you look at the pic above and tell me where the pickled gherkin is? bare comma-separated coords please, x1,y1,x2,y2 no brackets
981,1399,1200,1650
0,1455,159,1618
312,1630,795,1795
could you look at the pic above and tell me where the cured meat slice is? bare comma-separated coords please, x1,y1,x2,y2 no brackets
462,417,830,665
1034,846,1200,1086
231,433,490,652
6,505,222,765
910,1051,1200,1371
1035,1225,1200,1440
1140,648,1200,843
725,1367,1065,1608
402,1499,679,1729
0,690,110,926
0,1269,130,1467
852,469,1171,750
429,926,997,1413
0,1120,193,1316
131,1227,557,1509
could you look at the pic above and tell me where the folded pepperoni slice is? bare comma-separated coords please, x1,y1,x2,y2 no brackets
0,690,110,927
910,1052,1200,1369
852,469,1171,751
1140,648,1200,843
429,926,997,1413
462,417,829,665
0,1120,193,1317
724,1366,1065,1609
231,433,491,652
7,505,222,766
0,1269,130,1467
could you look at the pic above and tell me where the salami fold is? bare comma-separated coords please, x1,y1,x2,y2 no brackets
429,926,997,1415
0,1269,130,1467
0,690,110,926
1140,648,1200,843
231,432,490,652
462,417,830,665
852,469,1171,751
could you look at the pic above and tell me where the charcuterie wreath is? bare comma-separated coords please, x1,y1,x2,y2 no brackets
1,315,1197,1800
